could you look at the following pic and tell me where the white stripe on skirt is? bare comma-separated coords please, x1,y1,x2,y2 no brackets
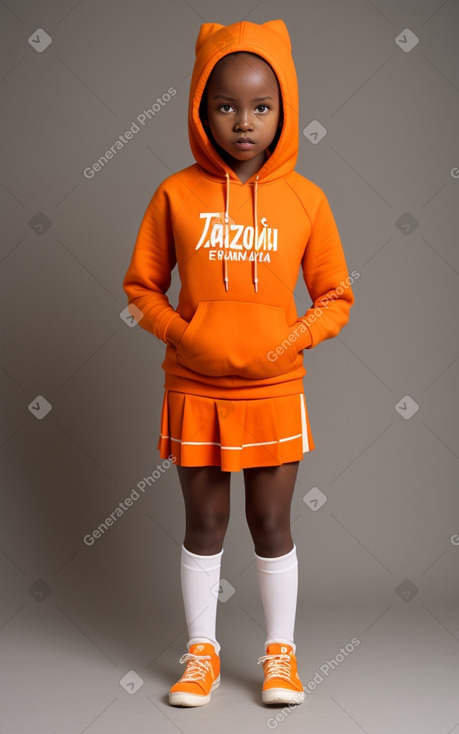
300,393,309,453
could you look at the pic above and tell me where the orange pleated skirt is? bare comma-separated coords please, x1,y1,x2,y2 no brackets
156,389,315,471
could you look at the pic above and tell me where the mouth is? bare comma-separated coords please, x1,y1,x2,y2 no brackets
234,137,256,148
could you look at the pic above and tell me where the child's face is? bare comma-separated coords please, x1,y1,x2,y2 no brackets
204,54,281,175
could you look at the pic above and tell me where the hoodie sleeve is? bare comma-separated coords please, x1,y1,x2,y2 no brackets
289,191,355,350
122,183,188,346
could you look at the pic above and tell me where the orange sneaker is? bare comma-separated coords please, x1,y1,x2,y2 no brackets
169,642,220,707
257,642,306,705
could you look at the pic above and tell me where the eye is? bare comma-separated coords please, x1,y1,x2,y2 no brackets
218,104,234,113
256,104,270,113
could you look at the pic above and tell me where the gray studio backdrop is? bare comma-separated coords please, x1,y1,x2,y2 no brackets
2,0,458,718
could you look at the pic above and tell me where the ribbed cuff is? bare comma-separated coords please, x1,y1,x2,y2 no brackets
254,544,297,572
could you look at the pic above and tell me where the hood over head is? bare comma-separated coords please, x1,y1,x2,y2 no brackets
188,19,299,185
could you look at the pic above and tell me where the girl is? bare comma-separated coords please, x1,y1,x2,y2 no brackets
123,19,354,707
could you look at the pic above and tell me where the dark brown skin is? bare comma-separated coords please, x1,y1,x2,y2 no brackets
178,462,298,558
204,53,281,184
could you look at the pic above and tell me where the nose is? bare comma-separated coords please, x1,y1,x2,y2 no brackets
234,111,253,131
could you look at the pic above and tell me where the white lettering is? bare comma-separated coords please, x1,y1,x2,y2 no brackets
195,212,278,252
195,212,220,250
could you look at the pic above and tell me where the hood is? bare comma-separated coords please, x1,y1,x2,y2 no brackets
188,19,299,185
188,19,299,292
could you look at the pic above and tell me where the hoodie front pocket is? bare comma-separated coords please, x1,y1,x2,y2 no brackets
177,300,298,379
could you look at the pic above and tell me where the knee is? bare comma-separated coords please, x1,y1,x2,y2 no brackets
246,509,284,537
185,513,229,554
246,511,291,555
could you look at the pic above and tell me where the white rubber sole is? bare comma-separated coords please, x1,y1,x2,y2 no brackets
169,675,220,707
262,687,306,705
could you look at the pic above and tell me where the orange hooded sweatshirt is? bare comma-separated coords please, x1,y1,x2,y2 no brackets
122,19,355,399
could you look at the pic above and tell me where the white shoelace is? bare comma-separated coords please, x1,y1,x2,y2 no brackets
179,653,212,682
257,652,292,682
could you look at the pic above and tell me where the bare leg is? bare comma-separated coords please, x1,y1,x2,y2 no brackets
177,465,231,555
243,461,299,557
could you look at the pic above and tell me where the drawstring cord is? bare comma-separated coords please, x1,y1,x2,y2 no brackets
224,172,230,291
253,174,259,292
223,171,259,293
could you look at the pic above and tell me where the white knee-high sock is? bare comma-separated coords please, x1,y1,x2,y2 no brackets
180,543,223,655
255,544,298,653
